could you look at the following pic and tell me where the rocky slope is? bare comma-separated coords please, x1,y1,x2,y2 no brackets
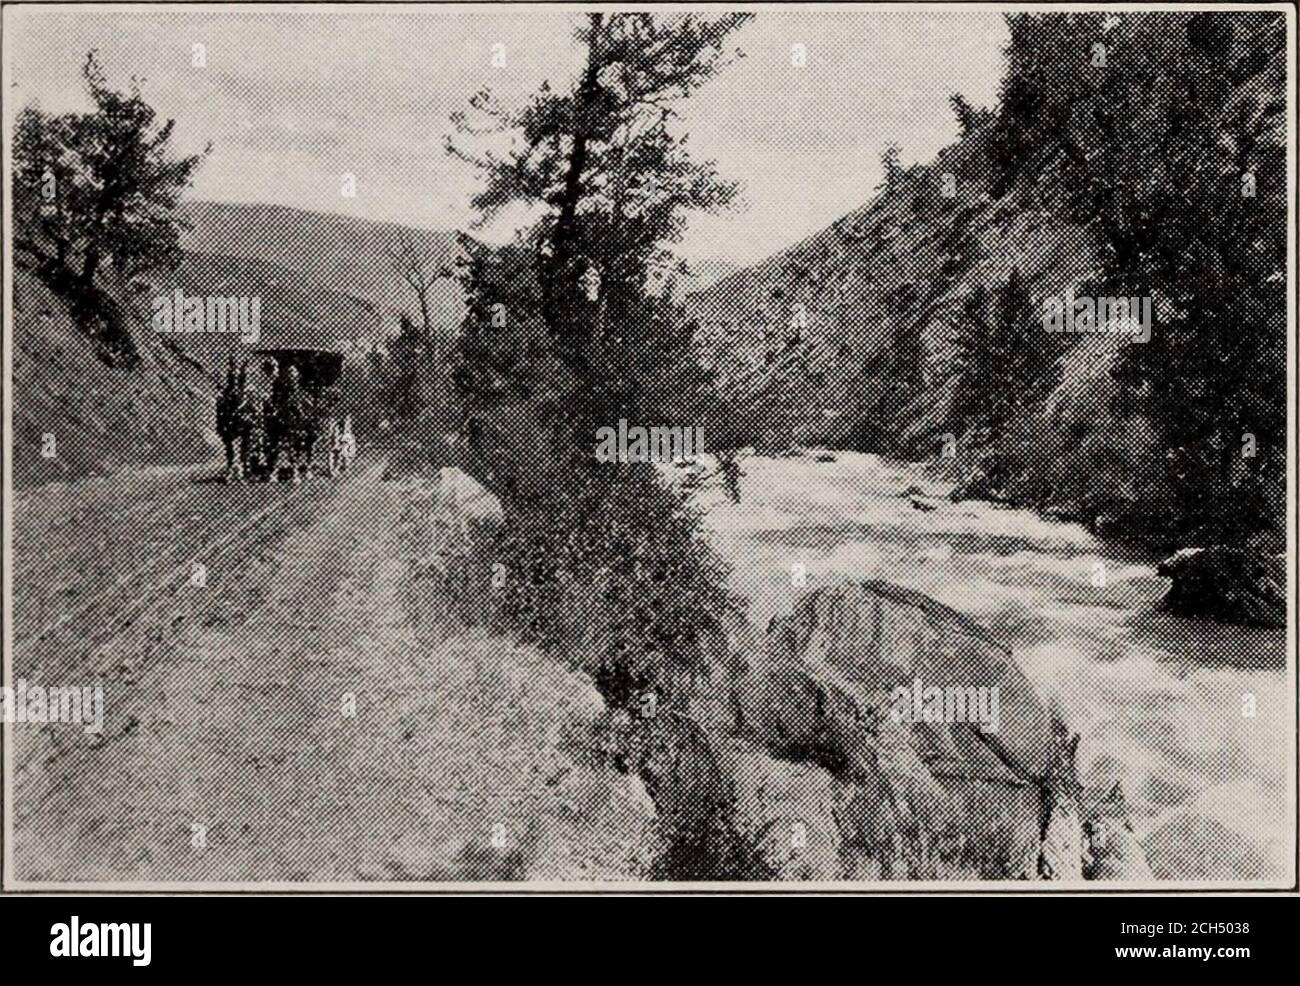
685,13,1287,475
11,267,219,488
685,125,1093,455
10,244,385,487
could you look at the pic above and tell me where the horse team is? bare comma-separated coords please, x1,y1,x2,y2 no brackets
215,356,355,483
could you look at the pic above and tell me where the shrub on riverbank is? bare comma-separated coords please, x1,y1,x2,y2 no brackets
439,457,773,880
452,460,734,711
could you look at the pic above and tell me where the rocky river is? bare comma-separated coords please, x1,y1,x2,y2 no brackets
689,451,1291,883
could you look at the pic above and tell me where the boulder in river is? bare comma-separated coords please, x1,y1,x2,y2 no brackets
1156,546,1285,628
1080,784,1154,881
732,580,1123,879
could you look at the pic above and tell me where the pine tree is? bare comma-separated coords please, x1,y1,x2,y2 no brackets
988,11,1285,539
995,267,1052,430
448,12,751,463
948,93,992,136
952,269,1052,439
382,313,450,437
13,53,210,358
950,284,994,429
878,142,904,192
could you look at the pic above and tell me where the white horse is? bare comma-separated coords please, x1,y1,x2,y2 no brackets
329,415,357,476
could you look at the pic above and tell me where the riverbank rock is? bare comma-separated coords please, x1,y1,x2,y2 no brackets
1156,546,1285,627
725,740,843,879
732,580,1119,879
947,462,1011,505
1083,819,1153,880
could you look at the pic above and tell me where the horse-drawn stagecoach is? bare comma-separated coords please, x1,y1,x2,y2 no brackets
217,343,356,483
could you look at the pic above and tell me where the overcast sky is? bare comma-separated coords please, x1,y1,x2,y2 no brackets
5,5,1008,264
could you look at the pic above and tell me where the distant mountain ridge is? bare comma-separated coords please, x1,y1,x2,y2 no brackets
151,250,384,375
178,200,465,338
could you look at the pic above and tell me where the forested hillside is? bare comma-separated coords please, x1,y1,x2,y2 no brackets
689,10,1287,547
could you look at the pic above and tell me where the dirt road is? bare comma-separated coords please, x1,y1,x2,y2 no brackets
9,464,653,884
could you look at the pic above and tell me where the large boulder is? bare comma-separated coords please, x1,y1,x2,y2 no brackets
732,580,1104,879
1157,546,1285,627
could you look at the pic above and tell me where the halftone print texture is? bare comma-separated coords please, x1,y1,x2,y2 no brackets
2,4,1293,890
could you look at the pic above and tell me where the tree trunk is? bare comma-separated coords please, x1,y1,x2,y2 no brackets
546,12,603,344
553,13,603,264
80,247,100,290
418,292,436,371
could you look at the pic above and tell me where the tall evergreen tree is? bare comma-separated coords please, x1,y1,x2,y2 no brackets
950,284,994,429
13,52,210,357
951,269,1052,438
383,313,452,439
995,267,1052,429
448,12,751,469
